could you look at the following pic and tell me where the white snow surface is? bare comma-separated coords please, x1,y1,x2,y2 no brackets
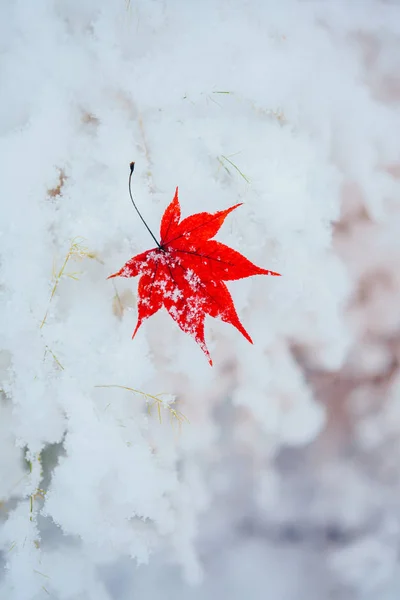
1,1,400,599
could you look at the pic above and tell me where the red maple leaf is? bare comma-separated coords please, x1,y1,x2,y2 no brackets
109,185,280,365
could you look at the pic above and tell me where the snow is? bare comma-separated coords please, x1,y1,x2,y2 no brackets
1,0,400,599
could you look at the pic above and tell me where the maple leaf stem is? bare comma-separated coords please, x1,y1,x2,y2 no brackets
128,162,161,249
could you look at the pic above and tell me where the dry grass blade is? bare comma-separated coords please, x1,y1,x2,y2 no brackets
27,454,45,523
40,237,96,329
33,570,51,580
43,346,64,370
219,154,250,183
95,384,189,429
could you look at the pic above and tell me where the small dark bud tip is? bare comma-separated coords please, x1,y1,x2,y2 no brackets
130,161,135,173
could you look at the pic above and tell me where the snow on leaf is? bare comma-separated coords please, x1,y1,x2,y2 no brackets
109,188,280,365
